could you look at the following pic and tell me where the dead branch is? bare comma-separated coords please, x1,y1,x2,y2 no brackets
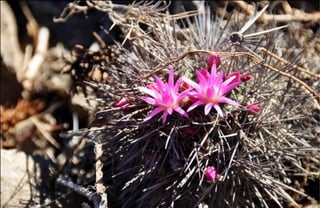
259,47,320,79
53,3,89,23
56,178,108,208
231,1,320,23
0,1,23,72
22,27,50,92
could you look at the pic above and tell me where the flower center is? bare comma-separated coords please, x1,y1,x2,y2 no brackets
205,87,221,104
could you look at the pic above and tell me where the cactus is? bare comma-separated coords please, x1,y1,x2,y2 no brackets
62,1,319,207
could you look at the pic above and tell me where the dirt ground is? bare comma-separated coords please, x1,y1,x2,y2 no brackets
1,1,319,207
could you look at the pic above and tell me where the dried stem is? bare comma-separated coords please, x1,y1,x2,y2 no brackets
231,1,320,23
142,49,263,79
56,178,108,208
259,47,320,79
95,143,106,194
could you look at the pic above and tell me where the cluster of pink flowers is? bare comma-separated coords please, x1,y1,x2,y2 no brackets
138,55,253,123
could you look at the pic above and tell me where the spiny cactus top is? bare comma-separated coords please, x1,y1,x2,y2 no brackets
139,55,242,123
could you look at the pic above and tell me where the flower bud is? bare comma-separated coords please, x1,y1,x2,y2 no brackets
225,71,241,84
241,73,252,81
113,98,130,108
207,55,221,69
205,166,218,181
247,103,260,115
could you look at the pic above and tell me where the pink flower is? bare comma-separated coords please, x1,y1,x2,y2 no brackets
247,103,260,115
183,56,241,117
205,166,218,181
138,67,191,123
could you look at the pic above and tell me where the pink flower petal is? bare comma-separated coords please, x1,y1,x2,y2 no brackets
187,100,204,112
220,81,241,94
213,104,224,117
204,103,213,115
224,71,241,85
219,97,240,107
144,107,163,122
138,86,156,97
197,69,210,83
168,67,175,87
174,77,183,93
141,96,156,105
155,76,165,90
177,88,193,102
199,69,210,79
167,107,173,115
162,111,169,123
204,87,212,98
174,107,189,118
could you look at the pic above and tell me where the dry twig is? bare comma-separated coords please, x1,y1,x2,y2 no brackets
231,1,320,23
